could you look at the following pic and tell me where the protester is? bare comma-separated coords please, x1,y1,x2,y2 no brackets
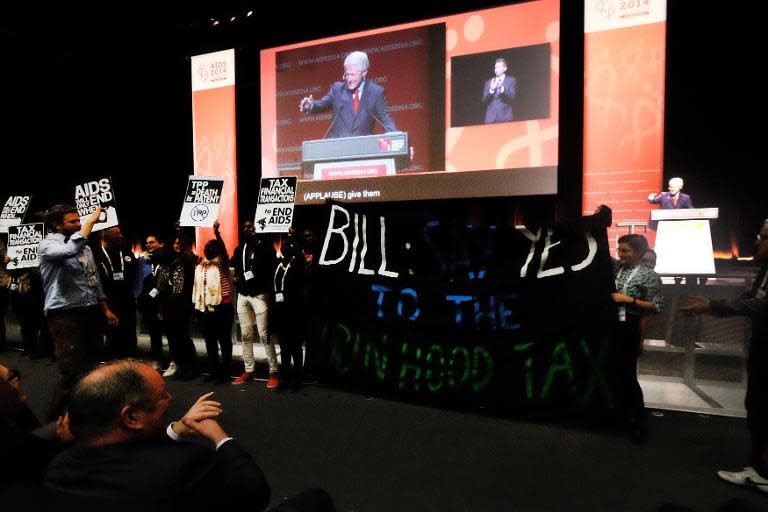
193,221,234,384
611,233,663,443
681,219,768,493
231,221,279,387
38,205,118,419
95,226,138,359
152,233,198,380
136,234,168,371
272,235,308,391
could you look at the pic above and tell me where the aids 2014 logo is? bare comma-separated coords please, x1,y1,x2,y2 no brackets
197,59,229,84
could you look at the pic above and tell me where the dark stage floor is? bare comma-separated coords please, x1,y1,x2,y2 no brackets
2,348,767,512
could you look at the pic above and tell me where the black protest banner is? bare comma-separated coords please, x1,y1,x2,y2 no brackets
309,203,619,415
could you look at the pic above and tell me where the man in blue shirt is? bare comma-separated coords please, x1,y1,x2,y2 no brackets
38,204,118,419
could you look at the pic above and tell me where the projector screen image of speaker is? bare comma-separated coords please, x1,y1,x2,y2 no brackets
260,0,560,204
450,44,551,127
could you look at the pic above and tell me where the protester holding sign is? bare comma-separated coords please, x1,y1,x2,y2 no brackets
3,226,52,358
231,220,280,388
611,233,663,444
193,221,234,384
38,205,118,419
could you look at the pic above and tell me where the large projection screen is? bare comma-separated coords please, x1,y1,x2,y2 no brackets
261,0,560,204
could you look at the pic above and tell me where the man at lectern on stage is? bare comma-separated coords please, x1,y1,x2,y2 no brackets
647,177,694,209
298,51,397,138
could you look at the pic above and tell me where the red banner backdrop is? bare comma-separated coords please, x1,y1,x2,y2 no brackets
191,49,239,254
582,1,667,251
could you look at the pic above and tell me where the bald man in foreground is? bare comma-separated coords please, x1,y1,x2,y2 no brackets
44,360,334,510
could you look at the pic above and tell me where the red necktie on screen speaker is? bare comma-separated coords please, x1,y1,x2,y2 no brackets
353,89,359,114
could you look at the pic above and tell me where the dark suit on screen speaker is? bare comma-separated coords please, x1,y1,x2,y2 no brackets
482,75,516,124
307,80,397,138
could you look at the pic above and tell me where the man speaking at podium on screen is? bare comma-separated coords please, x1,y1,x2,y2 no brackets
647,177,694,209
299,51,398,138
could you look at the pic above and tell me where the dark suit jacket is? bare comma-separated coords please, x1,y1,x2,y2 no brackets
482,75,516,124
309,80,397,138
44,435,270,509
648,192,693,209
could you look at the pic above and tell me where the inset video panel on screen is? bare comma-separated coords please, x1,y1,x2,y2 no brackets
260,0,560,204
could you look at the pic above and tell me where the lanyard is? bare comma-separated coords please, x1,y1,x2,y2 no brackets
615,266,640,294
100,247,124,275
242,243,249,272
273,262,291,292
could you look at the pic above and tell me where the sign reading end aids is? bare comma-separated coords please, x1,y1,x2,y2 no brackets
74,178,119,232
6,222,45,269
179,176,225,227
0,195,32,234
254,177,297,233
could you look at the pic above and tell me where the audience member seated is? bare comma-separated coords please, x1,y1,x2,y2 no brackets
0,362,68,493
43,359,335,511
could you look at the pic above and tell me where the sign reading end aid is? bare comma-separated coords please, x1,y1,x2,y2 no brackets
254,177,297,233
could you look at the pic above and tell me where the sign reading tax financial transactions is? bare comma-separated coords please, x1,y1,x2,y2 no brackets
74,178,119,232
179,176,225,228
0,195,32,233
255,177,297,233
6,223,45,269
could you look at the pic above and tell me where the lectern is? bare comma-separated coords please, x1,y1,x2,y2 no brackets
651,208,719,274
301,132,409,180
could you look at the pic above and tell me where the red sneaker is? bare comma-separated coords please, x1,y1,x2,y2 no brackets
267,374,280,389
231,372,252,385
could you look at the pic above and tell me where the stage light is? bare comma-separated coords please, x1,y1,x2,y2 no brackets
247,10,253,17
230,16,236,22
212,19,220,26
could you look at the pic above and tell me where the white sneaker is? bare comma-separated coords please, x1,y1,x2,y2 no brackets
717,466,768,493
162,361,178,378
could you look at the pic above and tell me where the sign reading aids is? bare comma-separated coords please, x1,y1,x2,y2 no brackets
6,223,45,269
74,178,119,232
255,177,297,233
179,176,224,227
0,195,32,233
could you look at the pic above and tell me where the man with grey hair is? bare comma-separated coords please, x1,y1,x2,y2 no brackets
647,177,694,209
299,50,397,138
44,359,334,510
44,359,270,506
